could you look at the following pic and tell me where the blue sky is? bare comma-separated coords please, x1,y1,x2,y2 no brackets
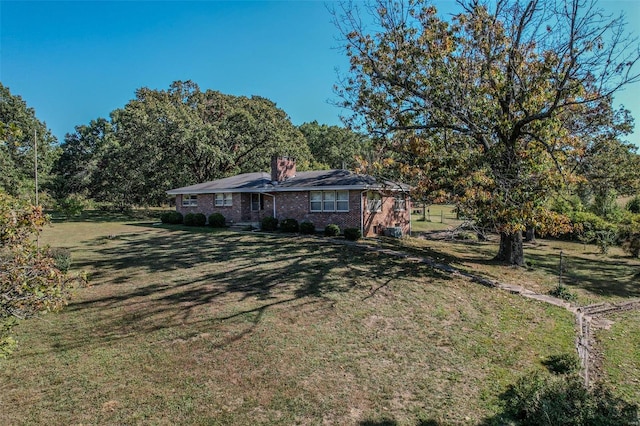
1,0,639,147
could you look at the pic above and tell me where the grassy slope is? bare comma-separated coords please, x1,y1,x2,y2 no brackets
598,310,640,403
407,210,640,305
0,219,577,425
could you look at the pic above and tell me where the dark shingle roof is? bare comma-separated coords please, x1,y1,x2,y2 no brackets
167,170,409,195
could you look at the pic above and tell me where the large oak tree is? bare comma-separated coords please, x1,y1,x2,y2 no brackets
56,81,311,207
334,0,640,265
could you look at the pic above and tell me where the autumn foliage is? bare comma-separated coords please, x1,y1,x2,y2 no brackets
0,192,81,357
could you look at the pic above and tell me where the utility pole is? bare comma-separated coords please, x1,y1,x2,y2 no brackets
34,129,39,206
34,129,40,249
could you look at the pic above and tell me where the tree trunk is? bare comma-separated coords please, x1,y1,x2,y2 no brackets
524,226,536,243
495,231,525,266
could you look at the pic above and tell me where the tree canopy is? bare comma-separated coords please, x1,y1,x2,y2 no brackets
0,83,59,200
299,120,371,170
54,81,312,207
334,0,640,265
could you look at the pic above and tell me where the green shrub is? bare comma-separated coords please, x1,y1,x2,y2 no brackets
324,224,340,237
627,196,640,214
48,247,72,273
160,211,183,225
299,221,316,235
56,194,86,218
280,218,299,233
549,285,578,302
570,211,618,252
622,233,640,258
500,372,638,425
344,227,362,241
261,216,278,231
208,213,226,228
193,213,206,226
542,353,580,375
183,213,206,227
570,211,617,234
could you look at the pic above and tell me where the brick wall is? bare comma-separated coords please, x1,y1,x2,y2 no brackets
174,190,410,236
362,191,411,237
175,193,242,224
274,190,362,232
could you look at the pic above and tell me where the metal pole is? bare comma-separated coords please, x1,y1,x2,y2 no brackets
558,250,564,288
34,129,40,249
34,129,39,206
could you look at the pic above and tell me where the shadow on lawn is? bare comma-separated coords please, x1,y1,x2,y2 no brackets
525,250,640,299
48,227,448,353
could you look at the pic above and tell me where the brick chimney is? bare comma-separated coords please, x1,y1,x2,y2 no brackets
271,156,296,183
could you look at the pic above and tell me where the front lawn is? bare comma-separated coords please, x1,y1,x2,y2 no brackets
0,220,577,425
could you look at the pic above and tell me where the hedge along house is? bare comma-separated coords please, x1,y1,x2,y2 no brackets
166,157,411,237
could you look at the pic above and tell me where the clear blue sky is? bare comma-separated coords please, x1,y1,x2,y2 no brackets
1,0,639,147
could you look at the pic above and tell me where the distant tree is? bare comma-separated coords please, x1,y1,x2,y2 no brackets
334,0,640,265
83,81,312,207
0,83,60,199
299,121,370,169
48,117,116,201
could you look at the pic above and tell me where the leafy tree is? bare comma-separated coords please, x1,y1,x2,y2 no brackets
0,83,60,199
334,0,640,265
299,121,371,169
74,81,312,208
0,191,79,357
48,118,116,201
564,100,640,218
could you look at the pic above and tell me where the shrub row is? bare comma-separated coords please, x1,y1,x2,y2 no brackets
161,212,363,241
159,211,227,228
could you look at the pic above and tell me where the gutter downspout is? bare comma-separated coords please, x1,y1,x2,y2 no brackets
360,190,367,237
408,195,412,237
263,193,276,218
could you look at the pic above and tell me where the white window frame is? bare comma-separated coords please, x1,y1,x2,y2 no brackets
394,193,407,211
310,191,323,212
310,190,349,212
323,191,336,212
251,193,263,211
215,193,232,207
336,190,349,212
367,191,382,212
182,194,198,207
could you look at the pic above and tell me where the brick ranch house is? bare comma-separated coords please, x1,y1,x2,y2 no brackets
167,157,411,237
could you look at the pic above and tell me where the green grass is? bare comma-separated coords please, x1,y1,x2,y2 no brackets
0,218,578,425
599,310,640,403
405,208,640,305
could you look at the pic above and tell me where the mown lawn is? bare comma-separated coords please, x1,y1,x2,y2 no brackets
0,218,579,425
405,209,640,306
598,310,640,404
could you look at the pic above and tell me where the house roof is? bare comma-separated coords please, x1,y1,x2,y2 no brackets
166,169,410,195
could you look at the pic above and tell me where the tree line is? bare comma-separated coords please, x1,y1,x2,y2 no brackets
0,80,371,210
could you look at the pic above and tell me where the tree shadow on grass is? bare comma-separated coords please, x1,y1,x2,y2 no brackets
34,226,449,355
525,250,640,298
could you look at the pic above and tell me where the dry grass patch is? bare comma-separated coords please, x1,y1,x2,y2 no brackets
1,221,576,425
